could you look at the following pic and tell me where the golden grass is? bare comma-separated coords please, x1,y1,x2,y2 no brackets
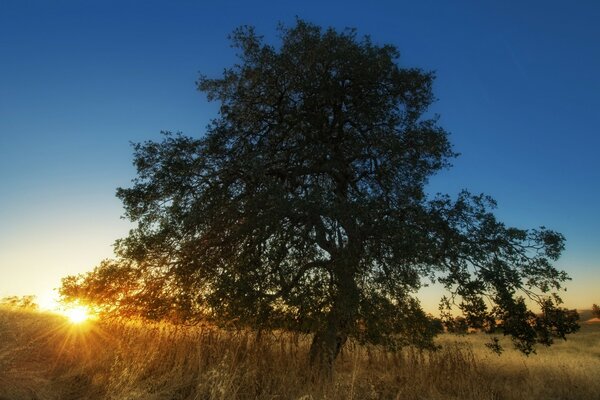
1,306,599,400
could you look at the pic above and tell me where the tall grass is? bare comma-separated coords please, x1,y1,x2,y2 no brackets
1,306,599,400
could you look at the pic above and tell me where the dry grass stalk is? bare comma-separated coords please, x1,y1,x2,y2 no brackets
1,306,598,400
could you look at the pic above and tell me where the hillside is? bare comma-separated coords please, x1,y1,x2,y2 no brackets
578,309,598,323
1,306,599,400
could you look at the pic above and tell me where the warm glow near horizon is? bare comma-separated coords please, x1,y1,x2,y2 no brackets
63,306,91,324
37,291,93,324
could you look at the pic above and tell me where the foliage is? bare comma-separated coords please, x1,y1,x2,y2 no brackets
61,19,577,367
0,295,38,310
60,259,186,321
593,304,600,319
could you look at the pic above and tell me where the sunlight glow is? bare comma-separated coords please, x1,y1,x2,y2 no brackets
36,290,94,324
38,290,61,312
64,306,90,324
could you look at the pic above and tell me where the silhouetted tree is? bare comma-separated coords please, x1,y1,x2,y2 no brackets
593,304,600,318
61,19,579,374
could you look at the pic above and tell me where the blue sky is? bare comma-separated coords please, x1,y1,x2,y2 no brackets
1,0,598,311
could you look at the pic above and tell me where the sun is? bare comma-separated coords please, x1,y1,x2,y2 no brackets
63,305,91,324
36,291,93,323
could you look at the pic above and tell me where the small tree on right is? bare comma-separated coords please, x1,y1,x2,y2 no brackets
593,304,600,318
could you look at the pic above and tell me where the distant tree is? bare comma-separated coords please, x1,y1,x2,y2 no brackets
445,316,470,334
61,19,579,373
593,304,600,318
0,295,38,310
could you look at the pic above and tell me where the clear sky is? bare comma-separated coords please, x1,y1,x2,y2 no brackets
1,0,598,312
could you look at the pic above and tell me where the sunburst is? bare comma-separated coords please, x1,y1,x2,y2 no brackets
63,305,90,324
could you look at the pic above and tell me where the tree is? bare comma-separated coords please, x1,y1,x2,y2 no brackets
593,304,600,319
61,19,578,373
1,295,38,310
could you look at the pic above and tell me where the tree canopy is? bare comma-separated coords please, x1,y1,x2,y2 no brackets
61,19,578,370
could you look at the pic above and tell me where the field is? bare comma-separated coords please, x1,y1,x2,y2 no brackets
1,306,599,400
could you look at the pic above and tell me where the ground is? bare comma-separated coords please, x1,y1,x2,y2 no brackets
1,306,599,400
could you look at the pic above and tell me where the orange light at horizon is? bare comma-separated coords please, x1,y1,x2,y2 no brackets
63,305,91,324
36,290,94,324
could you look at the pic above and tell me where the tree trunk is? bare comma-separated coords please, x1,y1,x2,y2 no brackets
309,265,358,376
309,319,348,376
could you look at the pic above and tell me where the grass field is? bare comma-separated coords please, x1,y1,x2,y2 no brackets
1,306,599,400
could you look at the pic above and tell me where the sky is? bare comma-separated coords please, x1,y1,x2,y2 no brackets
1,0,598,312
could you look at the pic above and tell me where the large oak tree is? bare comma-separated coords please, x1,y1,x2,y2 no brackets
61,20,578,372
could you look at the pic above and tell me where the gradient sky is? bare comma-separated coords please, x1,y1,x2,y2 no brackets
1,1,598,312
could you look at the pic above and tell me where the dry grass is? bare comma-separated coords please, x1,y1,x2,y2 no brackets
1,306,599,400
